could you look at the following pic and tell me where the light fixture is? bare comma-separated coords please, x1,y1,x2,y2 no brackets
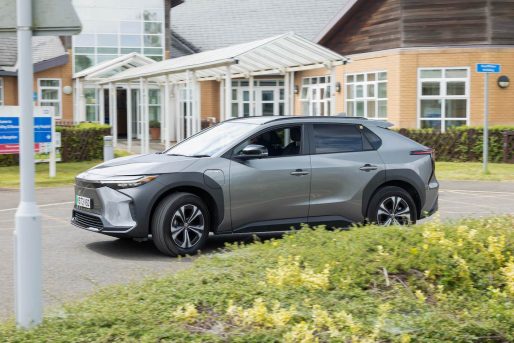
294,85,299,94
497,75,510,89
335,81,341,93
62,85,73,95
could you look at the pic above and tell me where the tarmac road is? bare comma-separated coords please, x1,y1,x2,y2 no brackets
1,180,513,319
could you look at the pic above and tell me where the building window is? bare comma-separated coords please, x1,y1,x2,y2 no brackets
345,71,387,119
38,79,62,118
418,68,469,131
0,78,3,105
148,88,161,122
300,76,332,116
84,88,98,122
231,79,285,117
72,1,165,72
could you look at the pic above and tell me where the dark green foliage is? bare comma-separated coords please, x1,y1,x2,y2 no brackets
57,123,111,162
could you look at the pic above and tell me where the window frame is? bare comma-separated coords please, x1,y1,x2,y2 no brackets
230,79,285,117
417,67,470,132
300,76,332,116
228,123,308,160
307,123,379,155
344,71,387,119
38,78,62,118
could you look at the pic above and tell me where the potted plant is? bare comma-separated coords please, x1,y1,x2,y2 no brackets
149,120,161,140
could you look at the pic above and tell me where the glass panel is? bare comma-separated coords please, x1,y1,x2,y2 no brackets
346,85,354,100
259,81,277,86
377,82,387,98
232,89,237,101
346,101,354,116
148,56,163,62
97,55,116,63
39,80,59,87
279,103,284,116
302,102,310,115
149,106,160,122
301,87,309,99
445,69,467,78
40,102,60,116
97,34,118,47
231,103,239,117
84,89,97,104
445,99,467,118
41,89,59,100
421,120,441,130
121,47,141,54
421,99,442,118
144,35,161,47
262,103,274,116
320,77,326,84
378,100,387,118
367,100,376,117
74,34,95,46
346,75,354,83
86,106,97,122
447,81,466,96
144,48,162,55
420,69,442,78
262,90,274,101
311,78,318,85
75,55,94,72
75,47,94,54
240,81,249,86
422,82,440,96
445,120,467,129
367,84,375,97
356,101,364,116
367,73,376,81
143,10,162,21
120,21,141,34
149,89,160,104
121,35,141,47
243,91,249,102
313,124,363,154
302,78,310,85
97,47,118,54
144,22,162,34
378,72,387,81
355,85,364,98
280,89,284,101
243,103,250,117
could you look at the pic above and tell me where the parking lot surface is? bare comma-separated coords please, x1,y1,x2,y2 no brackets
1,180,513,319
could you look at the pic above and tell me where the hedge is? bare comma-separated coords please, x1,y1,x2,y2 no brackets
398,126,514,162
0,123,111,166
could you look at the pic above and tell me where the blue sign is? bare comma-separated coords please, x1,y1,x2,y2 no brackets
476,64,501,73
0,117,52,144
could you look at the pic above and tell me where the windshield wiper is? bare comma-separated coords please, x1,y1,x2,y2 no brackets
166,153,186,156
190,154,211,158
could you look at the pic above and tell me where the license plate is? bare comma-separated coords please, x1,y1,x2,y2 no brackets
75,195,92,209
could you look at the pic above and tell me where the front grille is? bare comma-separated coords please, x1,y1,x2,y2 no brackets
75,185,102,215
73,210,104,230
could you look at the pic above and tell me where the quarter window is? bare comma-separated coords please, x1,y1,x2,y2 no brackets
300,76,332,116
38,79,62,118
346,71,387,119
418,68,469,131
313,124,363,154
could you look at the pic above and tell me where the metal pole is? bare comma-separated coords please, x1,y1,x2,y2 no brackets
15,0,42,328
483,72,489,174
225,66,232,120
126,84,132,152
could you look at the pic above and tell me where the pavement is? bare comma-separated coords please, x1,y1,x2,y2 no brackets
1,180,514,319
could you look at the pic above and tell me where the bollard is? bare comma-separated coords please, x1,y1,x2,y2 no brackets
103,136,114,162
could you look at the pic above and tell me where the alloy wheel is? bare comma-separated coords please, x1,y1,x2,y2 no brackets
376,196,411,226
170,204,205,248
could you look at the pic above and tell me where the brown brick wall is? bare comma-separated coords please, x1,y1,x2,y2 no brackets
200,80,220,122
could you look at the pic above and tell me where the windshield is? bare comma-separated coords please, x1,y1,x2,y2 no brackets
166,122,257,157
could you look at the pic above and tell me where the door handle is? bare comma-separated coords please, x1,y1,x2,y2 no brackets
359,164,378,172
290,169,310,176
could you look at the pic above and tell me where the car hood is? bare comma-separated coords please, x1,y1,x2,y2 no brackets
77,154,199,180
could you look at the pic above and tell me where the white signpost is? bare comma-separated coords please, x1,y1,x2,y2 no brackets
476,63,501,174
0,0,81,328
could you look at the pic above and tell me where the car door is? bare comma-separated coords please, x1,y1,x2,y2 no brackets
229,124,311,232
308,123,385,224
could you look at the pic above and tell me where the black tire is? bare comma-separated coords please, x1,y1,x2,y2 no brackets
367,186,417,226
151,192,210,256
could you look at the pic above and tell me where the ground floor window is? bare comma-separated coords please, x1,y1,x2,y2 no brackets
300,76,332,116
231,79,285,117
38,79,62,118
418,67,469,131
0,78,4,105
84,88,99,122
148,88,161,122
345,71,387,119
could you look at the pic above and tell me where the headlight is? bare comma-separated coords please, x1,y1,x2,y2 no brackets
99,175,157,189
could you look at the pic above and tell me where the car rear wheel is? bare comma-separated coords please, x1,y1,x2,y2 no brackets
152,192,210,256
367,186,416,226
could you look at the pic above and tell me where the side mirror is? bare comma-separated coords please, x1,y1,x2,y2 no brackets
236,144,268,160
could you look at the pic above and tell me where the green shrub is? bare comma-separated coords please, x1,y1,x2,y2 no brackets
1,217,513,342
398,126,514,162
57,123,111,162
149,120,161,128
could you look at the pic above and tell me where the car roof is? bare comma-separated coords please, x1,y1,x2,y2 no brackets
226,115,393,128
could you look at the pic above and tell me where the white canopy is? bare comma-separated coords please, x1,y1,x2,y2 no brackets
99,32,349,84
74,52,156,81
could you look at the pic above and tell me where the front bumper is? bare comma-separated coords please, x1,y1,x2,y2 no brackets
71,184,137,236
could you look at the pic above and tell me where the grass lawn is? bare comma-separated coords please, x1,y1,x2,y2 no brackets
436,162,514,181
1,217,513,342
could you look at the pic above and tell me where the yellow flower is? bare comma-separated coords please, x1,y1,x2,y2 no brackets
172,303,198,324
487,235,506,263
414,290,427,304
502,258,514,295
266,256,331,290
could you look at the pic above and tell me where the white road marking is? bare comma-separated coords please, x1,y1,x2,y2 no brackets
441,189,514,195
0,201,73,213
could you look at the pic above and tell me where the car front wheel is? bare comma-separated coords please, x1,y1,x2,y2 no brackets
367,186,417,226
152,192,210,256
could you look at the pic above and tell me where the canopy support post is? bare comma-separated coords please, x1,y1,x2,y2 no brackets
220,80,225,121
249,75,254,117
224,66,232,120
164,78,171,149
330,65,337,116
139,78,145,154
284,72,290,116
109,82,117,147
289,71,295,115
126,83,132,152
191,71,200,134
174,84,182,142
143,79,150,154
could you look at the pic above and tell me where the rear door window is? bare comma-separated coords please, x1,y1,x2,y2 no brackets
313,124,363,154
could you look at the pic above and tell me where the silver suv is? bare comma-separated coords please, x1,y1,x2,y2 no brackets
72,116,439,256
